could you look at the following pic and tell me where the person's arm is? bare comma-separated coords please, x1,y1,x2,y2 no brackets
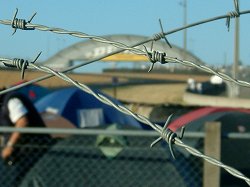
1,98,28,160
1,116,28,160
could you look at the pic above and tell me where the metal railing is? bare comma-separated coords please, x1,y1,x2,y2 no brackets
0,127,249,187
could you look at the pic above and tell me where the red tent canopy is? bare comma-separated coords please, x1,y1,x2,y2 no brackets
169,107,250,132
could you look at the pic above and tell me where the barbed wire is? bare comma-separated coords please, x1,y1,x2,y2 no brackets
1,1,250,185
16,62,250,186
0,57,250,185
0,7,249,57
0,5,250,94
175,59,250,88
3,48,250,92
1,9,145,55
1,7,250,51
148,53,250,88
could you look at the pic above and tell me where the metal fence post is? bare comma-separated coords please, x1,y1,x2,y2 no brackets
203,122,221,187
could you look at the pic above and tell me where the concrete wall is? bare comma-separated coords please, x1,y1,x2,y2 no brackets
183,92,250,109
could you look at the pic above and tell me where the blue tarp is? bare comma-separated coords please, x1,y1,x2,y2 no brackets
35,87,142,128
15,83,50,103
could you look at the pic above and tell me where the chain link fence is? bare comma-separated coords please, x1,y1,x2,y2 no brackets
0,127,204,187
0,126,249,187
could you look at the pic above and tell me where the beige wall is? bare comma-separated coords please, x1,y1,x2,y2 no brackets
0,69,210,88
183,92,250,109
0,69,127,88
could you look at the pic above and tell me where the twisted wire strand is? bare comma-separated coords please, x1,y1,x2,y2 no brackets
226,11,240,31
174,138,250,185
1,9,250,43
163,56,250,88
1,9,250,94
0,19,145,55
0,36,151,95
29,64,162,133
22,62,249,185
0,57,159,131
27,23,145,55
1,9,250,58
2,47,250,98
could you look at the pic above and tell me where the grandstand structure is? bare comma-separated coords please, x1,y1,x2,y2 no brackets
42,34,205,70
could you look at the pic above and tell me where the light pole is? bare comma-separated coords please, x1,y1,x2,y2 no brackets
179,0,187,60
232,1,240,97
183,0,187,53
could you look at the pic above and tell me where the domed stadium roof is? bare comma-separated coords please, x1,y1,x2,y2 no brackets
43,34,205,69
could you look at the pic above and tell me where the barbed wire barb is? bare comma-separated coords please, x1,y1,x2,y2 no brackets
143,46,167,72
11,8,36,35
226,0,240,31
32,51,42,63
143,45,155,72
150,114,173,147
158,19,172,48
234,0,240,14
151,19,172,51
150,114,186,160
1,52,41,79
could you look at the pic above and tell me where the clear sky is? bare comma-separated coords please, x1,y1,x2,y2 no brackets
1,0,250,73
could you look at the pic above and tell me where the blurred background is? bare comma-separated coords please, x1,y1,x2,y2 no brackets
0,0,250,186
